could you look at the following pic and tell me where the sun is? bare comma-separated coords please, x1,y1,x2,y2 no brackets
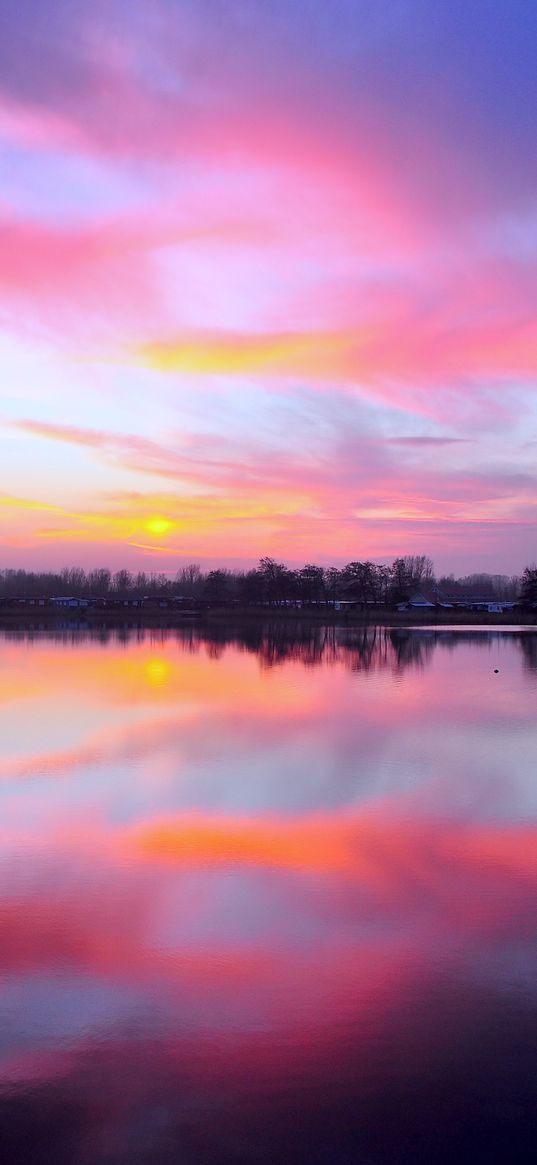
144,516,173,537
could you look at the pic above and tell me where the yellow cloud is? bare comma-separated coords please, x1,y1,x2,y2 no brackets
137,330,359,380
0,494,64,514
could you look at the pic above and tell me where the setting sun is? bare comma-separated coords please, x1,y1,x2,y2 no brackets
144,517,173,538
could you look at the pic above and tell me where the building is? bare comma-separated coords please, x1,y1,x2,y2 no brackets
50,596,90,609
397,589,447,612
399,588,516,614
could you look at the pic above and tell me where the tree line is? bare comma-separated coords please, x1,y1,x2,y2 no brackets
0,555,531,605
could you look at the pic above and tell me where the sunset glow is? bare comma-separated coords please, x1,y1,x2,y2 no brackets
1,2,536,572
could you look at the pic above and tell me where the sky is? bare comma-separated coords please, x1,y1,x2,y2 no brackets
0,0,536,576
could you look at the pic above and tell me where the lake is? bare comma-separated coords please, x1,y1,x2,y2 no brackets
0,624,536,1163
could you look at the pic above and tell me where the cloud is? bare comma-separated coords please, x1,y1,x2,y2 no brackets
2,207,536,404
1,1,536,218
383,436,473,447
1,2,536,572
14,420,111,449
8,414,537,573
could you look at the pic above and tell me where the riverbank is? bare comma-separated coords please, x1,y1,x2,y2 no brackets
204,606,535,627
0,605,535,627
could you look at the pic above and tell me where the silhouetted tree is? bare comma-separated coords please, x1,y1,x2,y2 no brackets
204,569,231,604
404,555,435,586
87,568,111,596
175,563,203,597
342,561,380,606
520,565,537,605
324,566,341,602
3,554,528,614
237,569,264,604
258,557,290,603
113,569,133,593
390,558,412,604
297,564,325,602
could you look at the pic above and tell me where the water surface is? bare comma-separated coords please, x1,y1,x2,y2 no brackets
0,625,536,1163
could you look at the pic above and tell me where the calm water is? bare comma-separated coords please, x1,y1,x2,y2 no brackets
0,624,536,1164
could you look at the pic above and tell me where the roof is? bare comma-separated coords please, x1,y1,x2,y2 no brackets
441,592,500,604
408,593,435,606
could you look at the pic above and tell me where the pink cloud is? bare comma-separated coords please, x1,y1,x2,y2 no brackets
1,197,534,421
1,2,536,573
8,416,537,573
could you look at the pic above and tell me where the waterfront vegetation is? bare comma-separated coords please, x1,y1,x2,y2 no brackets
1,555,534,608
2,558,537,630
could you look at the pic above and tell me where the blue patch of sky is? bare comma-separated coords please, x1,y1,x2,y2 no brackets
0,144,156,223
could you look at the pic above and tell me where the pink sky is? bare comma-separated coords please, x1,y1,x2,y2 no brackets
1,1,536,575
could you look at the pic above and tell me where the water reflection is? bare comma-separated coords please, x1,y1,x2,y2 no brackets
0,627,536,1163
2,619,534,672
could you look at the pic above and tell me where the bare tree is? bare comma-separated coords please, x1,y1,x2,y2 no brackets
175,564,203,597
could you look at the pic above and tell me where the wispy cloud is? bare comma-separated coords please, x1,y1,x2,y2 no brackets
7,416,537,571
1,1,536,570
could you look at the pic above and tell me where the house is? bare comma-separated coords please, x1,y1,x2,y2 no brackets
397,589,445,612
441,592,515,613
408,592,436,610
92,596,143,609
397,584,516,614
50,596,90,609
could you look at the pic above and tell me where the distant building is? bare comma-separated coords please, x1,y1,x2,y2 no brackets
399,587,516,614
409,592,437,610
92,596,142,608
50,596,90,608
441,592,515,613
397,589,444,612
